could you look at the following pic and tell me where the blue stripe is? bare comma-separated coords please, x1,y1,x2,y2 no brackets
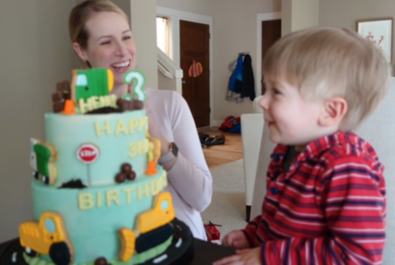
326,200,385,207
283,238,290,265
335,232,385,238
261,242,267,265
328,238,341,265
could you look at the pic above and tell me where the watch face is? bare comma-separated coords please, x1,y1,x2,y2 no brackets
171,142,179,157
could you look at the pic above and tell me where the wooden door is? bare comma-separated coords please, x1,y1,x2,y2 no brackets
261,19,281,94
180,20,210,128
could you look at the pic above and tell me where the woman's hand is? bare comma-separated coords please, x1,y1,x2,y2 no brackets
222,230,250,249
145,96,169,154
144,96,177,170
212,247,262,265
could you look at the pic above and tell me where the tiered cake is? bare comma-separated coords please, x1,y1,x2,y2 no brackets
18,69,192,265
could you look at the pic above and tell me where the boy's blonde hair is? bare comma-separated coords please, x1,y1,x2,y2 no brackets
69,0,129,50
263,27,391,131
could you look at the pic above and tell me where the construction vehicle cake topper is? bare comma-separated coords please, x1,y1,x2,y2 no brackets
52,69,147,115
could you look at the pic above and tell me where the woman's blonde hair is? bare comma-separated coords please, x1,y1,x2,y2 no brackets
69,0,129,50
263,27,391,131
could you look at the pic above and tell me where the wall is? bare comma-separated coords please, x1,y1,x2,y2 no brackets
319,0,395,72
281,0,319,36
211,0,280,123
112,0,158,89
0,0,75,242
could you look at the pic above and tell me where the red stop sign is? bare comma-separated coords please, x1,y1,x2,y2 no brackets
77,144,99,164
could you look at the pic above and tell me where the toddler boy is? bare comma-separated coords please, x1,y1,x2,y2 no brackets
214,27,389,265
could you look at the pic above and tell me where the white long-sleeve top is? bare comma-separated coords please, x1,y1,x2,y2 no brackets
147,88,213,240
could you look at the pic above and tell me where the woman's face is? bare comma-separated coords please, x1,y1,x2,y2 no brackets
75,11,136,86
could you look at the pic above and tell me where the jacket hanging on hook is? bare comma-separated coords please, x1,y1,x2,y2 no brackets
226,54,255,102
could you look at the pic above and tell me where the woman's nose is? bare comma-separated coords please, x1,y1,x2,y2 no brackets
115,42,126,56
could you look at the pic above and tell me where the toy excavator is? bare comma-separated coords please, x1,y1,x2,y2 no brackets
19,212,74,265
118,191,175,262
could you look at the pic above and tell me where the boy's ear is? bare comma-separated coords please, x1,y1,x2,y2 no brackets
72,42,88,62
318,97,347,127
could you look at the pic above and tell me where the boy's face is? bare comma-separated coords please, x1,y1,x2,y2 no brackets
259,77,325,149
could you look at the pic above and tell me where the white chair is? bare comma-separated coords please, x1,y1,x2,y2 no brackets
249,78,395,264
240,96,265,221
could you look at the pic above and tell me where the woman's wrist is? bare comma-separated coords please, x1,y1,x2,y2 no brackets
160,155,177,171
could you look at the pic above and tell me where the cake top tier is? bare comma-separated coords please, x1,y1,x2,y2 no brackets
52,68,146,115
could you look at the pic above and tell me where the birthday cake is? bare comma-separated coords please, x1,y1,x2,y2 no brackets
17,69,193,265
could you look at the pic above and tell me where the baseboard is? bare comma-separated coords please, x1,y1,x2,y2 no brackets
213,120,222,126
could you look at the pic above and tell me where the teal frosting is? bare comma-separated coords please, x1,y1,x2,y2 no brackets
32,169,167,263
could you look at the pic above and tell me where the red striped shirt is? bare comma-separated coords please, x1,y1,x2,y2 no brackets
244,131,386,264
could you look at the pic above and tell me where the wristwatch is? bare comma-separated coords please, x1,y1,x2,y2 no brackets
158,142,179,164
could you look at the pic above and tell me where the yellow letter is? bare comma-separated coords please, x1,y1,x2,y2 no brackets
106,190,120,207
128,142,137,158
95,120,111,137
139,117,149,132
159,171,168,188
137,183,150,200
79,193,94,210
109,94,117,108
115,120,128,136
137,139,150,155
79,98,90,114
129,119,139,134
150,179,161,196
97,191,102,208
122,187,135,204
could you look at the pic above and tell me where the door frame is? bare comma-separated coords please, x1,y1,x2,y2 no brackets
256,12,281,95
157,6,214,126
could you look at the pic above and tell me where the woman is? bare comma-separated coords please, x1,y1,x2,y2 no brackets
69,0,212,240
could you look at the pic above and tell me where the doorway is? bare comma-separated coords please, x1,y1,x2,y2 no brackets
180,20,210,127
261,19,281,94
256,12,282,95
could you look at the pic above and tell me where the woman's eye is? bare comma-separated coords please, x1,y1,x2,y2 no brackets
123,35,132,41
100,40,111,45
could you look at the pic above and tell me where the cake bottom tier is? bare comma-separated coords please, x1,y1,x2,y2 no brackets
2,219,193,265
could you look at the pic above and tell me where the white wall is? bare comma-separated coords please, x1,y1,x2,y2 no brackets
319,0,395,72
211,0,280,123
112,0,159,89
0,0,75,242
282,0,319,36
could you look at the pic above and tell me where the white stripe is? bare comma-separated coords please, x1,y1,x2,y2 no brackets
289,178,315,189
284,185,315,198
153,254,168,263
326,205,383,211
327,195,384,202
313,238,319,264
305,240,309,264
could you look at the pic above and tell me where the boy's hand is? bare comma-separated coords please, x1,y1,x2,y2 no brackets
222,230,250,249
213,247,262,265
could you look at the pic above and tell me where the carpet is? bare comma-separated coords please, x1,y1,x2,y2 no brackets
201,159,247,240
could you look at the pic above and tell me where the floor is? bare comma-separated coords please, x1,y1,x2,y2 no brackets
198,127,243,168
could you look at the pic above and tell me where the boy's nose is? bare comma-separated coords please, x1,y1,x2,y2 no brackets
259,94,269,109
